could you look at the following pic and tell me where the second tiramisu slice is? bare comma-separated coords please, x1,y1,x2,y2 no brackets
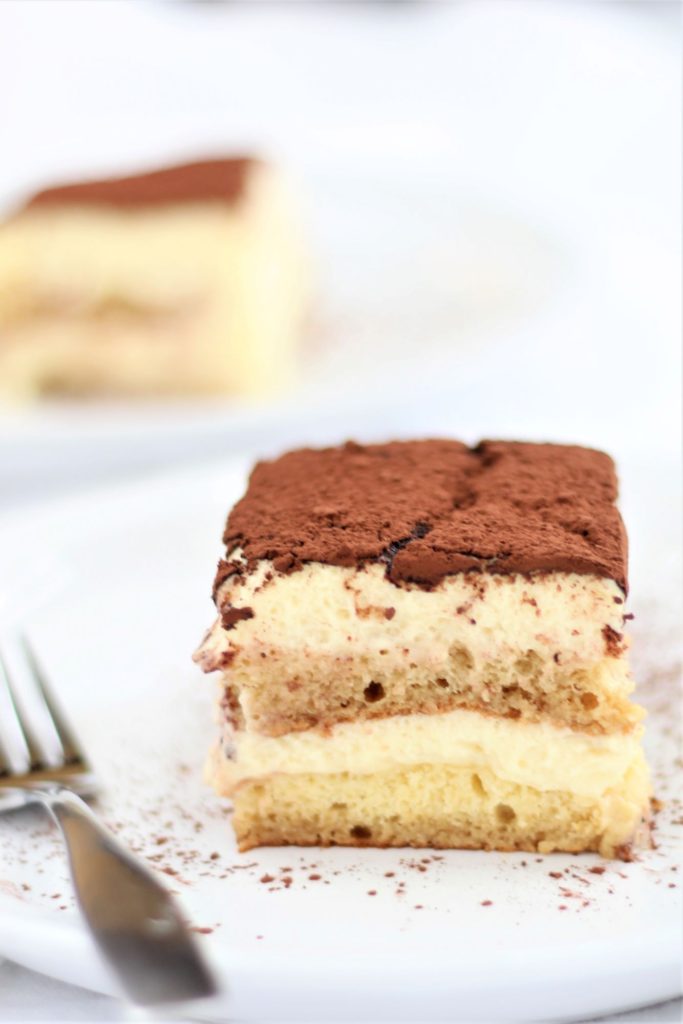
0,157,307,398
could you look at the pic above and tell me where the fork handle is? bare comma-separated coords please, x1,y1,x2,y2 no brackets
25,786,216,1008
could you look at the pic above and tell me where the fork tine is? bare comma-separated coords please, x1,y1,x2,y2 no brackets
2,633,65,768
0,651,33,774
0,734,13,777
0,659,16,776
2,673,45,772
21,637,86,768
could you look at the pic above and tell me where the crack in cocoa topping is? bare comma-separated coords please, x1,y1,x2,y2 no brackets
215,440,628,593
378,521,432,577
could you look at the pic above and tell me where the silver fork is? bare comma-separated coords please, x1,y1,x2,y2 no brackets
0,634,217,1011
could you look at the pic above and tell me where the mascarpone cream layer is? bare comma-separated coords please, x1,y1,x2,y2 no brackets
203,559,629,674
218,705,643,797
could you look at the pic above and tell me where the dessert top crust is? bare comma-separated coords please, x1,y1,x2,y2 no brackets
23,157,256,210
220,440,628,592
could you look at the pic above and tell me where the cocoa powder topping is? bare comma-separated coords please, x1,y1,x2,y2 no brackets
221,440,628,591
24,157,255,209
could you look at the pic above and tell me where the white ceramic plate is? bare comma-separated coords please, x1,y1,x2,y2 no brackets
0,453,681,1022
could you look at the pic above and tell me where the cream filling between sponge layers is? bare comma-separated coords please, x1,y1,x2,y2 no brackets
215,705,644,798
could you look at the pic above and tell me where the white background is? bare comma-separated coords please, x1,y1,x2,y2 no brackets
0,1,680,1020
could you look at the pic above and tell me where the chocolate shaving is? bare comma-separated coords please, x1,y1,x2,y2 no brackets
220,606,254,631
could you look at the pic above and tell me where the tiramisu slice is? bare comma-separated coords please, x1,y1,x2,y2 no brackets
0,158,307,398
194,440,651,858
